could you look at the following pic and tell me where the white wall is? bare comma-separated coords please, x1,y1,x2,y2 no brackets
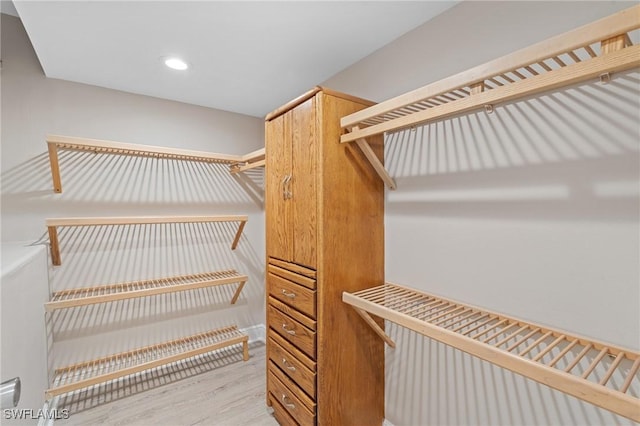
1,11,265,402
324,2,639,425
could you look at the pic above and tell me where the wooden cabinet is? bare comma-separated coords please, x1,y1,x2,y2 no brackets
266,98,317,269
265,87,385,426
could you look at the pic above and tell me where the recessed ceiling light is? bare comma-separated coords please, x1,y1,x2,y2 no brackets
164,57,189,71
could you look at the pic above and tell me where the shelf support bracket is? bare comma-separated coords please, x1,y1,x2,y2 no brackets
230,280,246,304
47,143,63,193
231,220,246,250
353,307,396,348
48,226,62,266
352,127,397,190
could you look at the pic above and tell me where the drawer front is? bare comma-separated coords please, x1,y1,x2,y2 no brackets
268,393,299,426
268,305,316,359
268,258,316,282
268,367,316,426
269,336,316,399
269,272,316,319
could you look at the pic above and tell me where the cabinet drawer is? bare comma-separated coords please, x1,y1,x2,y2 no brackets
268,366,316,426
268,304,316,359
268,393,299,426
269,272,316,319
268,262,316,290
269,336,316,399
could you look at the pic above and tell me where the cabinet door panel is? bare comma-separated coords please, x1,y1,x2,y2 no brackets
291,98,317,269
266,113,293,262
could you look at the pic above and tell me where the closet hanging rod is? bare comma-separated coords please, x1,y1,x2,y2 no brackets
46,215,248,266
343,282,640,422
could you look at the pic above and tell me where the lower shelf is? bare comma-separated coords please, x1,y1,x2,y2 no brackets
343,283,640,422
45,270,248,311
46,325,249,399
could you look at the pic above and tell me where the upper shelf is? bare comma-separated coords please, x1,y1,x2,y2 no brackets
46,215,248,266
339,5,640,189
343,283,640,422
230,147,265,174
47,135,264,193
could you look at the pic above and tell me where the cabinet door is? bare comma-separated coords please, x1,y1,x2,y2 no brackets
291,98,317,269
266,112,293,262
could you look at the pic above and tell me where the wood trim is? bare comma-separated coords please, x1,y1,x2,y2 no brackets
343,283,640,422
45,270,248,311
267,264,316,290
46,326,248,398
266,87,323,121
340,5,640,129
341,43,640,143
268,258,317,279
319,87,376,107
265,86,376,121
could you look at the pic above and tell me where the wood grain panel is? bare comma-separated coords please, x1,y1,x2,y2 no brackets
269,361,316,413
269,258,317,279
269,331,316,372
268,392,299,426
316,92,385,426
291,98,317,269
269,297,316,331
268,337,316,399
268,263,316,290
268,372,316,426
269,272,316,319
265,113,292,262
268,304,316,359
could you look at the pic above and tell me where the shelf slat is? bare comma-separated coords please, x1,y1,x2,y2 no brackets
46,215,248,266
46,135,264,192
46,325,249,399
343,283,640,422
338,5,640,189
45,270,248,311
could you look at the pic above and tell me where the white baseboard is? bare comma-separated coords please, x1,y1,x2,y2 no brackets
383,419,395,426
241,324,266,344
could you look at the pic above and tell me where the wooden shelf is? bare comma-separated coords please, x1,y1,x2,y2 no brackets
47,135,264,192
343,283,640,422
339,5,640,189
45,269,248,312
230,148,265,174
46,215,248,266
45,325,249,399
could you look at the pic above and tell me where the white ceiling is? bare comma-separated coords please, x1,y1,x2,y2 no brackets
11,1,457,117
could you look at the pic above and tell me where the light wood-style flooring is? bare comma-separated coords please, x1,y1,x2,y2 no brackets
56,342,278,425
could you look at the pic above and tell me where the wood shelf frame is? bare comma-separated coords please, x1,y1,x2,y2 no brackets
343,283,640,422
230,148,266,174
45,269,248,312
339,5,640,189
46,215,248,266
47,135,264,192
45,325,249,399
